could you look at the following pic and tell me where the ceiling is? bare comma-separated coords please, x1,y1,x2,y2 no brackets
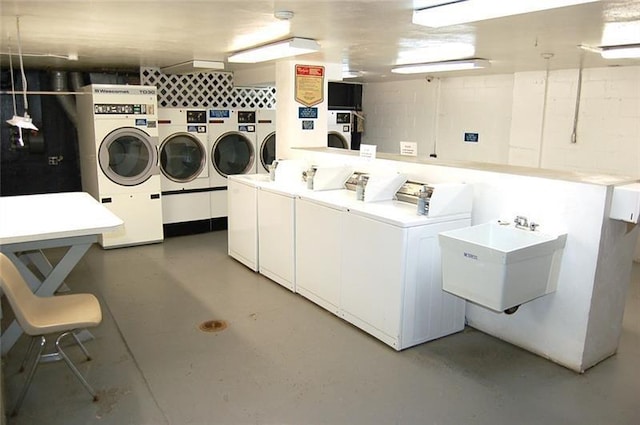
1,0,639,83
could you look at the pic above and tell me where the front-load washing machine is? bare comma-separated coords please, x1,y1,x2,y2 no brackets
158,108,211,234
208,109,257,220
327,110,352,149
256,109,276,174
76,84,163,248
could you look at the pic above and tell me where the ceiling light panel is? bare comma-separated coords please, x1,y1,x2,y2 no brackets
600,44,640,59
391,59,490,74
228,38,320,63
396,42,475,65
413,0,600,28
161,60,225,75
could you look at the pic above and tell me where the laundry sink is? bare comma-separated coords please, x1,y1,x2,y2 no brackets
438,221,567,313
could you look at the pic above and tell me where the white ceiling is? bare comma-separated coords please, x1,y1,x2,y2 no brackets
1,0,639,82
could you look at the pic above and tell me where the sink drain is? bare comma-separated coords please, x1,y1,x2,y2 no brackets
199,320,228,333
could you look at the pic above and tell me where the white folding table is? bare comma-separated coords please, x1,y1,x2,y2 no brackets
0,192,124,354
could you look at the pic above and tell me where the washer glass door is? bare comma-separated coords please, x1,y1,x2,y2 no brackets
160,133,206,182
327,132,348,149
260,132,276,171
212,132,255,176
99,127,158,186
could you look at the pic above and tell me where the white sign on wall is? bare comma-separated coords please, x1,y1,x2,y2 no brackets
359,144,377,160
400,141,418,156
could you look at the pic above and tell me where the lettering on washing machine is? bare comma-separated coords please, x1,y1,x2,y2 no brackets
464,132,479,143
187,125,207,133
209,110,230,119
238,125,255,132
135,118,148,126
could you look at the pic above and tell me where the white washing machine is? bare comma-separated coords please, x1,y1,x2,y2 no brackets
158,108,210,227
208,109,257,219
256,109,276,174
76,84,163,248
327,110,352,149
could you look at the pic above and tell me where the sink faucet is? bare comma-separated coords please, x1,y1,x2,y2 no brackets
514,215,538,231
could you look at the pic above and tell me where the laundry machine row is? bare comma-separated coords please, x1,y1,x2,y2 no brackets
76,84,164,248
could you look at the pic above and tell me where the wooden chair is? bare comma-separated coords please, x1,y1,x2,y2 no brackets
0,253,102,416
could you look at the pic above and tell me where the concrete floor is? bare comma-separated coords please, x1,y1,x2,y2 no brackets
2,230,639,425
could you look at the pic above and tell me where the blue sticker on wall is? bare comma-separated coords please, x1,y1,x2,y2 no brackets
209,109,230,118
464,132,479,143
299,107,318,119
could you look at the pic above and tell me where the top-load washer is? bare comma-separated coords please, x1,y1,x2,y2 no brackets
327,110,352,149
208,109,257,220
158,108,211,232
76,84,163,248
256,109,276,174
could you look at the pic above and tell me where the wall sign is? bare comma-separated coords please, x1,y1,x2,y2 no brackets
302,120,314,130
295,65,325,107
299,107,318,119
359,144,377,160
464,132,479,143
400,141,418,156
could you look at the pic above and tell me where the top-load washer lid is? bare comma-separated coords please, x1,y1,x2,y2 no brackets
260,132,276,171
327,132,348,149
212,131,255,176
99,127,159,186
159,132,206,183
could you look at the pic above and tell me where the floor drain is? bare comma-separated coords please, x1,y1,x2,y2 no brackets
199,320,228,333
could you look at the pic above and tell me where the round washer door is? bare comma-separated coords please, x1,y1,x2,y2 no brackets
327,132,348,149
260,132,276,172
159,132,206,183
211,131,255,176
99,127,159,186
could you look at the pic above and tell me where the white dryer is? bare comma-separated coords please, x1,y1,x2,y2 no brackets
76,84,163,248
256,109,276,174
208,109,257,219
327,110,352,149
158,108,210,229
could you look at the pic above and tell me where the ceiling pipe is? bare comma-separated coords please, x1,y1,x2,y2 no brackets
51,70,78,127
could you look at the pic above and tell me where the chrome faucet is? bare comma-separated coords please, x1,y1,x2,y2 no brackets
514,215,538,231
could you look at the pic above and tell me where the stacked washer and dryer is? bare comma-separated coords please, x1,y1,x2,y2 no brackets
327,110,352,149
157,108,212,235
76,84,164,248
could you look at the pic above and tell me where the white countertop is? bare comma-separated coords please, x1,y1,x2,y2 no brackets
295,148,639,186
0,192,124,245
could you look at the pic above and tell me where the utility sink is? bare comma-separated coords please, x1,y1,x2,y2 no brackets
438,222,567,313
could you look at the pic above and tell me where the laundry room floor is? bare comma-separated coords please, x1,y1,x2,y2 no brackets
2,231,639,425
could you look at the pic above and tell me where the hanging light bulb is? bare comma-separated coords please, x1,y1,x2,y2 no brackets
6,16,38,132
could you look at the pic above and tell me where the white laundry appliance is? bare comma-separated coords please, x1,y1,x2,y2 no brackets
327,110,352,149
158,108,211,234
208,109,257,221
256,109,276,174
296,178,473,349
76,84,163,248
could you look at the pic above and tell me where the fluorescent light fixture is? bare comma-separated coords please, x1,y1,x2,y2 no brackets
600,44,640,59
413,0,599,28
228,37,320,63
161,60,225,75
392,59,490,74
396,41,475,65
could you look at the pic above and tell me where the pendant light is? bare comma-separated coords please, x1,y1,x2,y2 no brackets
6,16,38,133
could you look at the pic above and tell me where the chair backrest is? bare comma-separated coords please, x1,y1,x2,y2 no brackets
0,253,40,333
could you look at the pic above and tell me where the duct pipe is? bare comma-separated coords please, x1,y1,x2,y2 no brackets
51,71,78,127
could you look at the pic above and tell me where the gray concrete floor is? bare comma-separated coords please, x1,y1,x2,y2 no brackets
2,230,639,425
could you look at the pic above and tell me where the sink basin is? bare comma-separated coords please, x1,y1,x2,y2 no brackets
438,222,567,312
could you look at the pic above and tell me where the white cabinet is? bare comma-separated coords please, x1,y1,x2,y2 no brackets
342,209,468,350
295,197,343,314
258,187,296,291
227,177,259,271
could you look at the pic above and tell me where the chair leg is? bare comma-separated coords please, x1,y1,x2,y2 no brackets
71,331,92,361
11,335,46,417
55,332,98,401
18,336,38,373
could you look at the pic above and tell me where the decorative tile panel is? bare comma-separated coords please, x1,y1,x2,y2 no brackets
140,67,276,109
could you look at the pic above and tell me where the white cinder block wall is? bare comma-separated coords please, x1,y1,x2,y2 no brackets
362,66,640,177
362,65,640,257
